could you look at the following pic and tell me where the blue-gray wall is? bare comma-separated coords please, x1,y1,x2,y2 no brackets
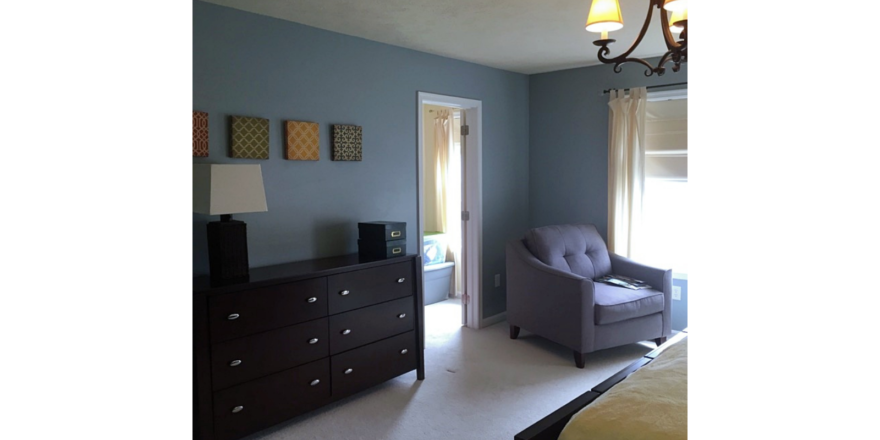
672,278,688,331
528,59,688,328
192,1,529,319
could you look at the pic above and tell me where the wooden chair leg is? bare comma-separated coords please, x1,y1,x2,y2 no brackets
509,325,520,339
573,351,586,369
654,336,668,346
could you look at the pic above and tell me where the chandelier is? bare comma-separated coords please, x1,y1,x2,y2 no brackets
585,0,688,76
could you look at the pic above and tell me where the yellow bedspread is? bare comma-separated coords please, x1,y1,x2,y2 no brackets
558,338,687,440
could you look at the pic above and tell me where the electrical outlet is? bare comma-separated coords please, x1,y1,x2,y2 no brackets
495,274,501,287
672,286,682,301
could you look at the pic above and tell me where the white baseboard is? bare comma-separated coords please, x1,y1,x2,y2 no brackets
479,311,507,329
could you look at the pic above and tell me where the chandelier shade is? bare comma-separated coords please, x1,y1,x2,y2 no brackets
669,8,687,33
663,0,687,12
585,0,624,33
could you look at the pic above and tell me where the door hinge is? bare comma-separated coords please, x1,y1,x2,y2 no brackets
461,125,469,136
462,293,469,304
461,211,470,221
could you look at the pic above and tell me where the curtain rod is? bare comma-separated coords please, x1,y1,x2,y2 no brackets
602,82,687,95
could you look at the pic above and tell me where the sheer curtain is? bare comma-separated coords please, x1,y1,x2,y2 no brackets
607,87,648,258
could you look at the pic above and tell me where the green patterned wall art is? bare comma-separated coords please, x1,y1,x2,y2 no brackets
332,124,363,161
230,116,269,159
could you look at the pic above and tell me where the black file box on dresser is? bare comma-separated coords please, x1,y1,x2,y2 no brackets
193,253,425,440
357,221,406,260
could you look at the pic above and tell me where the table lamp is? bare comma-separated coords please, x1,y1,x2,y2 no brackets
193,164,268,285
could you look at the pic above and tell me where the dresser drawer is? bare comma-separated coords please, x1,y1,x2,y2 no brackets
211,318,329,391
329,296,413,355
212,358,330,440
209,278,328,343
330,331,417,397
327,261,413,314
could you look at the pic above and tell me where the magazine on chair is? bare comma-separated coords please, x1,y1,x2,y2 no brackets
594,274,652,290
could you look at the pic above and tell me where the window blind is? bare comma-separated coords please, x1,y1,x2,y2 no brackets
645,99,687,180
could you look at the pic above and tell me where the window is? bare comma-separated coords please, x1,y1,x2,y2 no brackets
638,92,687,276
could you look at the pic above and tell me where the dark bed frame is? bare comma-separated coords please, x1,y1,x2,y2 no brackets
513,329,688,440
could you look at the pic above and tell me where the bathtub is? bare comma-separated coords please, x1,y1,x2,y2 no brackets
424,261,455,305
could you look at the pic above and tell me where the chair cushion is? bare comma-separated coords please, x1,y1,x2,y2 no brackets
524,224,612,279
593,282,665,325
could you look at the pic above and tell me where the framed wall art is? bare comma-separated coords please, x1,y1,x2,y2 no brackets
230,116,269,159
332,124,362,161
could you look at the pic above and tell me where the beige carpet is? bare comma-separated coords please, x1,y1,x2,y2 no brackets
245,298,653,440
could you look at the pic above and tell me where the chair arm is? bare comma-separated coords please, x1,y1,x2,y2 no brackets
609,253,673,337
608,253,671,294
506,240,596,352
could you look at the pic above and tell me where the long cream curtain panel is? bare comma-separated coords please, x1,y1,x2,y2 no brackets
433,110,462,297
607,87,647,257
434,110,451,234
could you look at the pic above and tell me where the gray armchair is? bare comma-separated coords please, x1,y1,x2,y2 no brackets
506,224,672,368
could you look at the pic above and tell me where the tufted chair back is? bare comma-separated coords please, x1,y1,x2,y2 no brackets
524,224,612,279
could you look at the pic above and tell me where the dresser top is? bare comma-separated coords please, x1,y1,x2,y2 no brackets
193,253,418,295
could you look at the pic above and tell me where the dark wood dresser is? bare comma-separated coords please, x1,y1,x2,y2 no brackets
193,254,425,440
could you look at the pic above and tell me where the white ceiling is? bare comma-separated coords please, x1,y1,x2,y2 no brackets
200,0,674,75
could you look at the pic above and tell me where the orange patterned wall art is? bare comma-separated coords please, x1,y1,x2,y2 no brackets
285,121,320,161
193,111,209,157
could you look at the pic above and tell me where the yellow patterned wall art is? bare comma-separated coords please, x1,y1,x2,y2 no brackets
230,116,269,159
285,121,320,161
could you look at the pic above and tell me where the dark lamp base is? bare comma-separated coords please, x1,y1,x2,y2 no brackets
207,219,250,287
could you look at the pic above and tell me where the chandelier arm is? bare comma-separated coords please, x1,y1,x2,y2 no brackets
678,28,687,57
611,57,657,77
656,50,676,71
598,0,660,63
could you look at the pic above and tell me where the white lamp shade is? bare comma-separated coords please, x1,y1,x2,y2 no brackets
585,0,624,33
663,0,687,12
669,8,688,33
193,164,268,215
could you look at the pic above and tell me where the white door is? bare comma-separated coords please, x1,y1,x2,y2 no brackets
459,109,469,326
461,107,481,328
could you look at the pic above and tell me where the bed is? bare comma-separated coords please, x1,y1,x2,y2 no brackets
514,330,687,440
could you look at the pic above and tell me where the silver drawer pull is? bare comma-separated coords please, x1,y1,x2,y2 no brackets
400,349,408,355
227,313,240,320
344,368,353,375
397,313,406,319
310,379,320,386
341,329,351,335
229,359,242,367
309,338,319,344
340,290,350,296
397,278,406,283
231,406,244,413
307,297,317,303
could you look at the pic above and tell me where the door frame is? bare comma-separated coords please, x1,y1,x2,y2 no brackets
416,92,483,330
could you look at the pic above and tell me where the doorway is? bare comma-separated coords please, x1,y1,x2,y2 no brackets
417,92,482,330
422,104,462,321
